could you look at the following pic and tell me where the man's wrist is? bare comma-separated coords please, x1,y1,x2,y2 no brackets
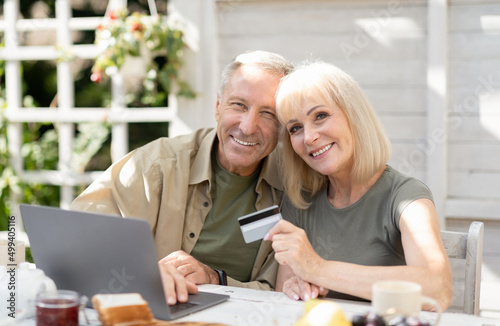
213,268,227,286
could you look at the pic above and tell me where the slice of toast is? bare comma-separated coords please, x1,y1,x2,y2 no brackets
92,293,155,326
92,292,229,326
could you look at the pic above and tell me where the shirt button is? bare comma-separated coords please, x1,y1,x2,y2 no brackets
203,202,209,207
189,232,195,238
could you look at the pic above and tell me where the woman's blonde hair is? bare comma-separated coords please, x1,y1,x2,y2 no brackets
276,61,391,208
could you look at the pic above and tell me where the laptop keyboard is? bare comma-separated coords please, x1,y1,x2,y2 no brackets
169,301,199,314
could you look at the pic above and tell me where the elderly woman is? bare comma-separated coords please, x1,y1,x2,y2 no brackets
265,61,453,310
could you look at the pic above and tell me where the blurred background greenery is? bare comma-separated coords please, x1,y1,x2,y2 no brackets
0,0,191,229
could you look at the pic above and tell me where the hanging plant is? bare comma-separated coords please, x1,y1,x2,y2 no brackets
91,8,195,105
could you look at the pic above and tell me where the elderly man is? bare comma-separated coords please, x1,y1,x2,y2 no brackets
70,50,293,304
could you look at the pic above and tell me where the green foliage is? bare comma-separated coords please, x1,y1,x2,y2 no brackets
91,9,196,104
0,115,112,228
0,91,110,228
0,41,4,77
72,122,111,174
0,98,19,228
0,91,60,226
0,4,194,231
0,106,59,227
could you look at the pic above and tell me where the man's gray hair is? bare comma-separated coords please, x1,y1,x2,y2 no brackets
218,50,293,98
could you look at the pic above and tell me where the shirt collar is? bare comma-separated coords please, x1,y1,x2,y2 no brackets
259,147,283,191
189,129,217,185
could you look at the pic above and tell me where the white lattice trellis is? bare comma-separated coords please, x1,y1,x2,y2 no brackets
0,0,192,221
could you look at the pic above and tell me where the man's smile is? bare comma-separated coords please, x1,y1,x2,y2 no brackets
233,136,258,146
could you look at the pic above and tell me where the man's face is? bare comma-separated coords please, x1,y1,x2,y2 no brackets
215,65,282,176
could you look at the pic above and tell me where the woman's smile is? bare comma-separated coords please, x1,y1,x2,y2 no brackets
310,143,334,157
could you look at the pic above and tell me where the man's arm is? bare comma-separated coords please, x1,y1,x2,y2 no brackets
70,149,161,222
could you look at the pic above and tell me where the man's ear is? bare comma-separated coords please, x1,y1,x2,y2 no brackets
215,93,221,121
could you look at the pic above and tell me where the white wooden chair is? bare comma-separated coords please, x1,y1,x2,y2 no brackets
441,221,484,315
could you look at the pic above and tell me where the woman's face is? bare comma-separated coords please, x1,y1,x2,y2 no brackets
284,98,354,178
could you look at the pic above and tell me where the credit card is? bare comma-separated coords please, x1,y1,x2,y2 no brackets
238,205,282,243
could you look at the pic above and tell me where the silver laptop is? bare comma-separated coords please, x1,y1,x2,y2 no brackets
20,204,229,321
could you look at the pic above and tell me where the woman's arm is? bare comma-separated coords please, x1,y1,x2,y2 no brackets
399,198,453,309
268,198,453,310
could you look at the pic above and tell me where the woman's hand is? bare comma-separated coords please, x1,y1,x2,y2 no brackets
283,274,329,301
265,220,325,281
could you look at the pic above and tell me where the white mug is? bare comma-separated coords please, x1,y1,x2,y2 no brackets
372,280,441,324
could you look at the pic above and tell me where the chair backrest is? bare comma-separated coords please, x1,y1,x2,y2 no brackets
441,221,484,315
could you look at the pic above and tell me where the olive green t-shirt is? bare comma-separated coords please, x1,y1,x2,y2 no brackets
190,150,262,282
282,165,433,301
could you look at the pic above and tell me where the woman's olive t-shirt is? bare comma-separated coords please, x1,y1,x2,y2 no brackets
281,165,433,300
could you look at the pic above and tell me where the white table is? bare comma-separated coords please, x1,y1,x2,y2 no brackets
175,285,499,326
14,284,500,326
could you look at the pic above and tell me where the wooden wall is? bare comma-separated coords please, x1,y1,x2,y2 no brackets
171,0,500,315
212,0,500,223
446,1,500,221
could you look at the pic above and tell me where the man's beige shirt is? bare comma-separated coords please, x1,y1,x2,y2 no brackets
70,128,283,290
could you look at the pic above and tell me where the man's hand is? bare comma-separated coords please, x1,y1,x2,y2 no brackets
158,250,219,305
158,260,197,305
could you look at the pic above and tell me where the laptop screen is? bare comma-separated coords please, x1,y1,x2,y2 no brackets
20,204,229,320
